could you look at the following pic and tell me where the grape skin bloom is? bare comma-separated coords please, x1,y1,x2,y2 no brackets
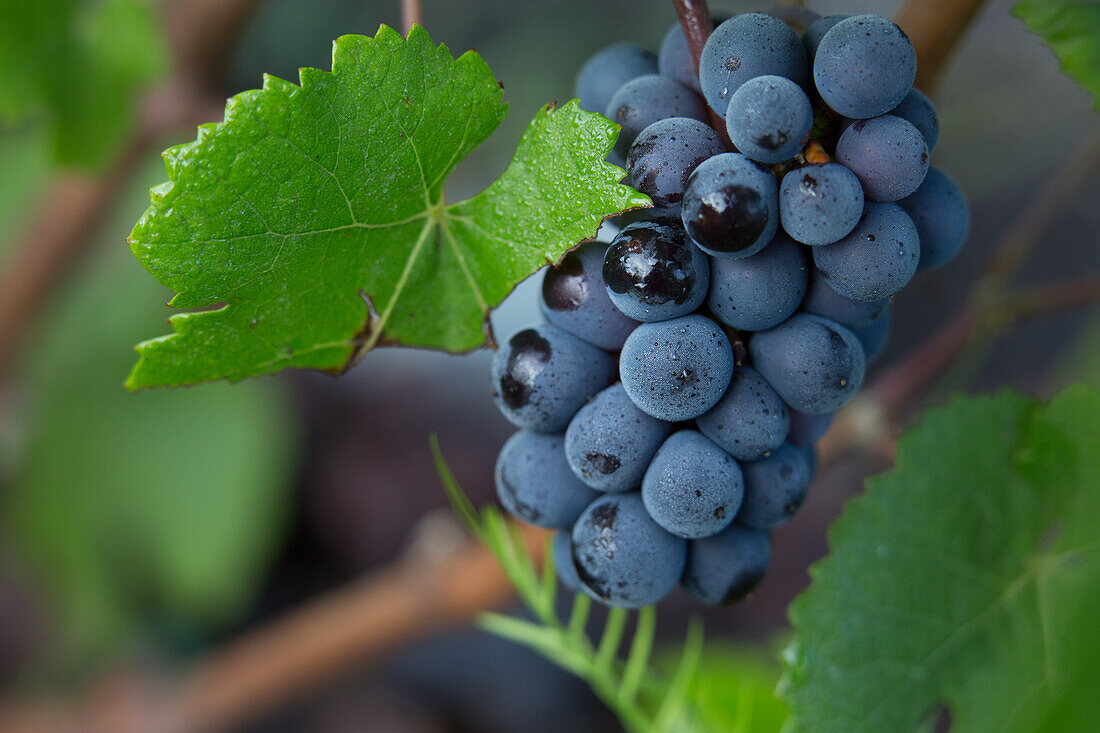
812,201,920,302
697,366,790,461
627,117,727,209
779,162,865,246
707,232,809,331
490,324,616,432
571,493,686,608
682,524,771,605
565,383,671,493
619,315,734,421
899,167,970,270
737,442,814,529
699,13,808,117
813,14,917,119
725,74,814,164
605,75,707,160
574,43,657,115
749,313,866,415
836,115,929,202
541,242,638,351
495,431,601,529
642,430,744,539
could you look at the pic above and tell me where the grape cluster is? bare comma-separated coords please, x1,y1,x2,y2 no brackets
490,10,969,608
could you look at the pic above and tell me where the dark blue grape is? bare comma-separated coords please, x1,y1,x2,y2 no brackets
606,75,707,160
681,524,770,604
603,220,710,322
658,14,731,92
697,366,789,461
726,75,813,164
495,431,600,529
681,153,779,259
889,87,939,152
707,233,808,331
553,531,589,594
849,304,890,363
699,13,808,117
749,313,865,414
571,493,686,608
541,243,638,351
737,442,813,529
779,163,865,245
627,117,727,209
575,43,658,115
802,14,850,62
813,15,917,119
565,383,671,492
898,167,970,270
801,268,888,330
836,115,929,202
787,409,833,447
642,431,743,539
812,201,920,302
491,324,616,432
619,314,734,421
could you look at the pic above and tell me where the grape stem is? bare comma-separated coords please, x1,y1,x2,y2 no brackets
671,0,734,148
401,0,422,34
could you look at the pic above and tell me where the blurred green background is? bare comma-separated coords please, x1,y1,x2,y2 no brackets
0,1,1096,731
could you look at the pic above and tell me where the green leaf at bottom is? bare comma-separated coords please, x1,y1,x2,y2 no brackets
782,386,1100,732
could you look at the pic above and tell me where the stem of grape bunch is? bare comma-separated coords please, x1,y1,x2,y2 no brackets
401,0,422,34
672,0,731,144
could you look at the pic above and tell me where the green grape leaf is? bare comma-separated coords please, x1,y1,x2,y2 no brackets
781,386,1100,732
0,0,168,169
4,155,297,667
1014,0,1100,109
126,25,646,389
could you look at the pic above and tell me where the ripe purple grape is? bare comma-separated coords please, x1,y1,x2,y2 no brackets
813,15,917,119
836,115,929,202
490,325,616,432
898,167,970,270
707,232,809,331
779,163,865,246
681,524,770,605
565,383,671,492
627,117,727,209
606,75,707,160
699,13,809,117
619,314,734,421
575,43,658,115
696,366,790,461
541,242,638,351
641,430,744,539
571,493,686,608
812,201,920,302
725,75,814,164
738,442,813,529
749,313,865,415
495,431,600,529
603,220,710,322
681,153,779,259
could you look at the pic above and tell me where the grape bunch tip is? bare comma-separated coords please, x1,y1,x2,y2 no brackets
490,9,970,609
